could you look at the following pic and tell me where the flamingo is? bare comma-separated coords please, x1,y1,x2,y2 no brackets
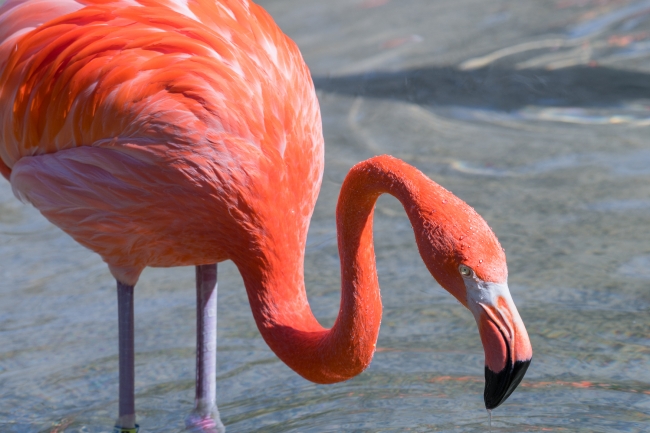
0,0,533,431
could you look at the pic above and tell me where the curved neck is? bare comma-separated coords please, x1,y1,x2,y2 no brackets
236,155,463,384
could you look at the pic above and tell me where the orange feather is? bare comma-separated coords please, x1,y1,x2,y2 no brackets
1,0,530,419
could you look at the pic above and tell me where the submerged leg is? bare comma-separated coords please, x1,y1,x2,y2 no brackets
115,281,138,432
186,264,225,433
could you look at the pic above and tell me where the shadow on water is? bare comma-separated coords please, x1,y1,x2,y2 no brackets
313,65,650,111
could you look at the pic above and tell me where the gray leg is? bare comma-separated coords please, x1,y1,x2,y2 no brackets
115,281,138,431
186,264,225,433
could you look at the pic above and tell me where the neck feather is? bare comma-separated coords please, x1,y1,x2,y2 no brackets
236,155,485,384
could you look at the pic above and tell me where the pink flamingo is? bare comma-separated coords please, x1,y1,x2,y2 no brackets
0,0,532,431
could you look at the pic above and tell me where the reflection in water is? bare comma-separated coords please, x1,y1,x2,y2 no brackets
567,0,650,39
314,64,650,111
449,105,650,126
587,199,650,211
2,0,650,432
619,254,650,278
443,149,650,177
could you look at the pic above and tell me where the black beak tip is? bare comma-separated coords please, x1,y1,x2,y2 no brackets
484,358,531,410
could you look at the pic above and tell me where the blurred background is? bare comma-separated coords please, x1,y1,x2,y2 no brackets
1,0,650,431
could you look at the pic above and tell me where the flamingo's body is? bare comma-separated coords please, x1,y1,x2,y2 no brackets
0,0,532,430
1,0,322,284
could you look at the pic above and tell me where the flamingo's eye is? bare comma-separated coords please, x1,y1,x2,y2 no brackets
459,265,473,277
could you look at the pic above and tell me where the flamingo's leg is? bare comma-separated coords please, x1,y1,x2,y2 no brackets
186,264,225,433
115,281,138,432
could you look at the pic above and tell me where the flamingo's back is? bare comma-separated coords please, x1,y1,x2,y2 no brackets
0,0,324,283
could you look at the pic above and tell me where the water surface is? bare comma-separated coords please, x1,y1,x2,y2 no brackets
1,0,650,431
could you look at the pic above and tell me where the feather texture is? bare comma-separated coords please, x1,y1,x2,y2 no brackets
1,0,324,282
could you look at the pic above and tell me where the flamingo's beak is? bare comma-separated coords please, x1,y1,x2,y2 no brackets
466,280,532,409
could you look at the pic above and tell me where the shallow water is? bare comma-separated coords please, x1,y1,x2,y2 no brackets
2,0,650,432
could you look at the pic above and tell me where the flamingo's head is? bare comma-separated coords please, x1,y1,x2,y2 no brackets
459,263,532,410
413,186,532,410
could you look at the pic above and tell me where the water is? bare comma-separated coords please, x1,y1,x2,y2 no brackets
2,0,650,431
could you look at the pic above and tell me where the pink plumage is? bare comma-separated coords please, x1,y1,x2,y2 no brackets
0,0,531,430
1,0,323,284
